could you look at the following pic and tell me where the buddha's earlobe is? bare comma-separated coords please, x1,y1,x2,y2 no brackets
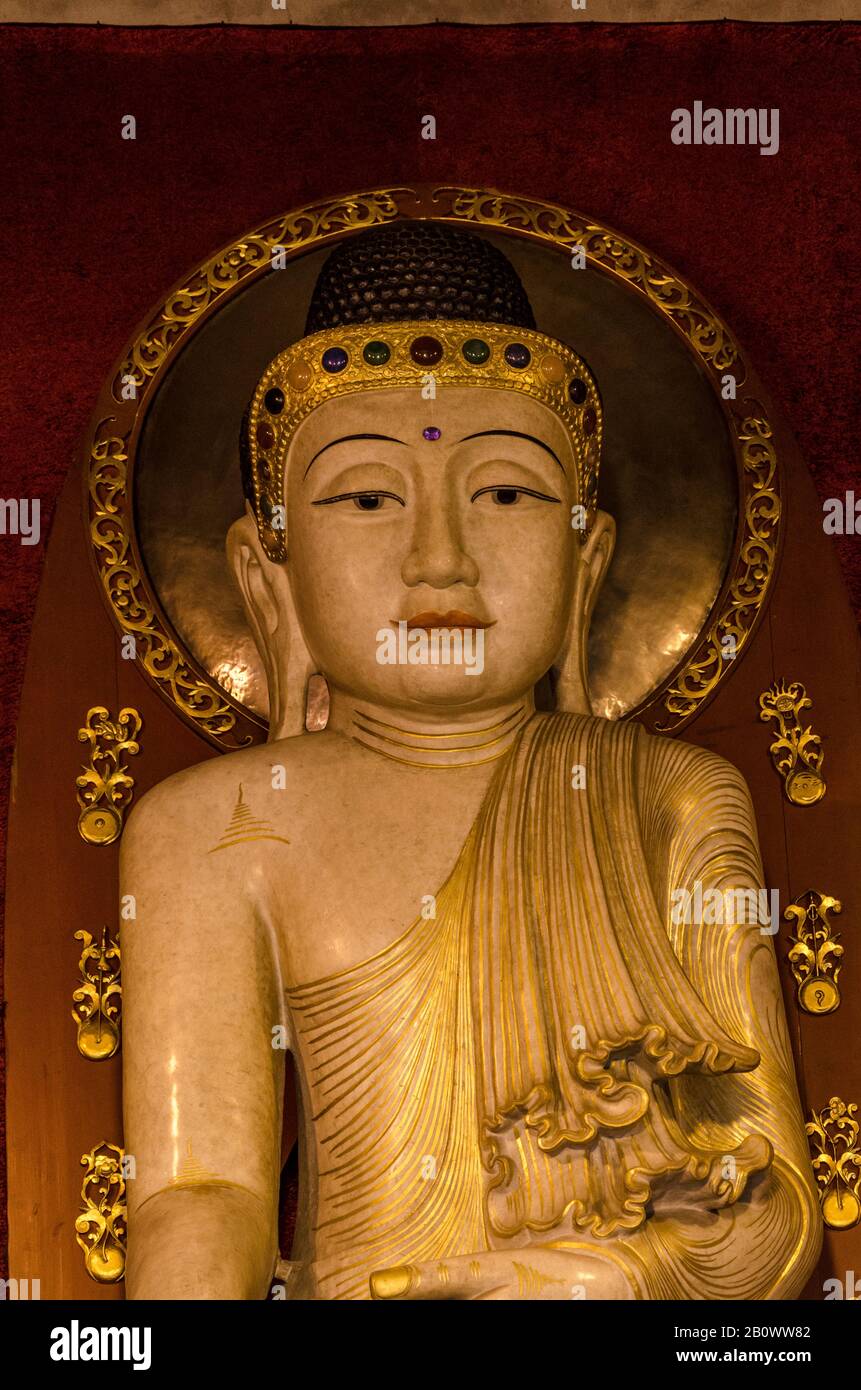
553,510,616,714
226,508,316,741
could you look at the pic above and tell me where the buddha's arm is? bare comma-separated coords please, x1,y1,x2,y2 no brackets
121,773,286,1300
618,737,823,1300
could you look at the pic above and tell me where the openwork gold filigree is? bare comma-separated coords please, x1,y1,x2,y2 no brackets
72,926,122,1059
432,187,740,376
654,411,779,730
76,706,142,844
76,1141,127,1283
785,891,843,1015
88,419,247,748
85,185,782,746
759,680,826,805
806,1098,861,1231
113,190,412,400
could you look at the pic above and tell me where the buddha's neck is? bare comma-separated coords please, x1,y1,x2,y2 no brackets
327,687,535,770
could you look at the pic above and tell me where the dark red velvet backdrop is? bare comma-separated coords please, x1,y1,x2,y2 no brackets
1,21,860,1273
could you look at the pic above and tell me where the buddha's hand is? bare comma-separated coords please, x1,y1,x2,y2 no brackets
369,1247,638,1301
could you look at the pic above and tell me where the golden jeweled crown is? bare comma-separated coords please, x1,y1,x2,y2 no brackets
248,319,602,561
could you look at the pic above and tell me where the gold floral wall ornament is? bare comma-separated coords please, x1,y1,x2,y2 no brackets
76,1141,127,1282
76,706,142,844
784,891,843,1015
72,926,122,1059
758,679,826,805
806,1098,861,1231
84,186,783,748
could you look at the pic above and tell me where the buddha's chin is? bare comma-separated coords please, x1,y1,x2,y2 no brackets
349,666,531,712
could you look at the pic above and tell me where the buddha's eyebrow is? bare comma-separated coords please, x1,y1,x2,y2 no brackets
303,434,407,479
457,430,564,471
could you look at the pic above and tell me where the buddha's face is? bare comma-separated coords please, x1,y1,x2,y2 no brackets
283,385,586,712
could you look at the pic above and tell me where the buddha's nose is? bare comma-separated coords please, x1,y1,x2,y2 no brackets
401,504,479,590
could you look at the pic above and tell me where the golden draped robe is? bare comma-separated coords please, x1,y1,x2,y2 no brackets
281,713,820,1299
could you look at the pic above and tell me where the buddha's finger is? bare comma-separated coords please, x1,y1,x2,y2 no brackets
369,1255,507,1301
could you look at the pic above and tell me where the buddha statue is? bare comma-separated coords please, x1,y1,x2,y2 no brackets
121,224,822,1301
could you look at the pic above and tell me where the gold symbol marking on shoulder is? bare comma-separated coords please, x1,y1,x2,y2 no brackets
207,784,290,852
168,1140,219,1190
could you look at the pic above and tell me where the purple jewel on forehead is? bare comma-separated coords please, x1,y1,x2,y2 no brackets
422,426,442,441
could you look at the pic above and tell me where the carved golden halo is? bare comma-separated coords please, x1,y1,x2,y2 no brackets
84,185,782,749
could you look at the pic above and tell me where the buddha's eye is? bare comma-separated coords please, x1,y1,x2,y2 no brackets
470,485,560,506
312,490,405,511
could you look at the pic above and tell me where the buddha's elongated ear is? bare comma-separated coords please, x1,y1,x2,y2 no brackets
226,505,316,741
553,510,616,714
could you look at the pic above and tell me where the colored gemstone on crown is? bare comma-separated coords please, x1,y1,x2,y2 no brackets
462,338,490,365
410,335,443,366
568,377,587,405
504,343,531,369
287,360,312,391
363,340,391,366
322,346,349,374
256,422,275,450
422,427,441,441
264,387,285,415
259,459,272,482
584,407,597,436
540,354,565,384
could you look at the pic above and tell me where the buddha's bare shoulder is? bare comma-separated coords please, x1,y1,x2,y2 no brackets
120,730,360,854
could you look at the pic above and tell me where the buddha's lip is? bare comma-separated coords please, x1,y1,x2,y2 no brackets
398,611,495,631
